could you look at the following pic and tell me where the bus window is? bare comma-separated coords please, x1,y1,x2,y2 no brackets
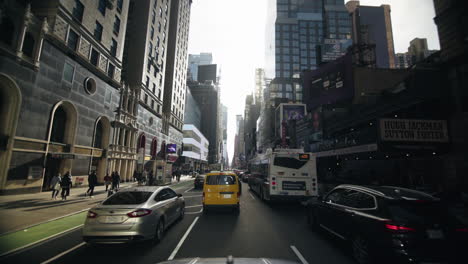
274,157,307,169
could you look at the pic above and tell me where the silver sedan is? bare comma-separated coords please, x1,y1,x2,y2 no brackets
82,186,185,244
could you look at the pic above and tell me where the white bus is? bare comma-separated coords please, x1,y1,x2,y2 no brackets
247,148,318,201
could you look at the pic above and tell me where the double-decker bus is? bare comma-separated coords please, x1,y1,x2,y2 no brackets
248,148,318,201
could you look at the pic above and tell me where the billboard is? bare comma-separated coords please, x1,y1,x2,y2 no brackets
321,39,353,62
166,144,177,153
302,53,354,110
283,104,305,121
379,119,449,143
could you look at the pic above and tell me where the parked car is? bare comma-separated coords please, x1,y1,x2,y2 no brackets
194,174,205,189
305,184,468,264
83,186,185,244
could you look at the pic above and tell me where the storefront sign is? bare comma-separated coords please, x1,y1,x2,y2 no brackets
380,119,449,143
315,143,378,157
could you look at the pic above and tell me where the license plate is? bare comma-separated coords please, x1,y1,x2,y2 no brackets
223,194,232,198
426,229,444,239
104,216,124,223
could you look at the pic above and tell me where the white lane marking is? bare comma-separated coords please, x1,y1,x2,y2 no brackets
0,224,84,258
249,192,256,200
40,242,86,264
185,208,203,214
183,195,202,198
184,187,194,193
185,204,203,208
168,216,200,260
290,245,309,264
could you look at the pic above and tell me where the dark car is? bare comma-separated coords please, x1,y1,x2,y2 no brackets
194,174,205,189
305,184,468,264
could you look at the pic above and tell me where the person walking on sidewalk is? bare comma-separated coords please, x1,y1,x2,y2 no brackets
112,171,120,190
60,171,72,201
49,173,61,200
148,170,154,186
176,169,181,182
86,170,97,197
104,173,111,191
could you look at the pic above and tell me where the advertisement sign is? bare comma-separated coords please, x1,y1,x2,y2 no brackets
302,53,353,110
321,39,353,62
282,105,305,121
379,119,449,143
166,144,177,153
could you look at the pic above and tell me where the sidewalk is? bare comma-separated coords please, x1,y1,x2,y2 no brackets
0,175,194,235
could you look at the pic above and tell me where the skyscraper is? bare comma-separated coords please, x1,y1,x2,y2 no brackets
188,52,213,81
347,1,396,68
265,0,351,104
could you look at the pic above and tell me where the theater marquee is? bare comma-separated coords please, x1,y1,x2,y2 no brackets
379,119,449,143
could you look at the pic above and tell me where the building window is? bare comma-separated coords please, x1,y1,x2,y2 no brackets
117,0,123,13
66,29,79,51
151,99,155,109
111,39,117,56
158,89,161,99
73,0,84,22
0,16,15,46
90,48,99,66
144,93,148,104
149,42,153,57
113,16,121,35
22,32,35,57
156,37,160,47
159,7,162,16
98,0,106,16
94,21,103,41
146,76,150,87
63,62,75,83
158,22,161,32
150,26,154,39
152,10,156,24
107,63,115,78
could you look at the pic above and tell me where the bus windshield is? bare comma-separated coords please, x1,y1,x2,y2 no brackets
273,157,307,169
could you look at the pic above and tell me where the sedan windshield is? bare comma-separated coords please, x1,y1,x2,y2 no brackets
102,192,153,205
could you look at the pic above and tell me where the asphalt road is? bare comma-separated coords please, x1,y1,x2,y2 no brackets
2,182,355,264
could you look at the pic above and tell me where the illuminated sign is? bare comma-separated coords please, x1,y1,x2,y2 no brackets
299,154,310,160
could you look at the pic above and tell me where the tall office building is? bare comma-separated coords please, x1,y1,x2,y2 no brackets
188,52,213,81
124,0,177,171
0,0,130,193
265,0,350,104
347,1,396,68
254,68,266,104
163,0,192,135
395,53,413,69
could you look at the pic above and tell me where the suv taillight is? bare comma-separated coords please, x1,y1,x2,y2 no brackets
455,227,468,232
127,209,152,218
87,211,97,218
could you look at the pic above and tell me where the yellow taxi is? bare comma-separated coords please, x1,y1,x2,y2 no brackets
202,171,240,213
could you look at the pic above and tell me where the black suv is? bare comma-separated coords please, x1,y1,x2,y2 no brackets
305,185,468,264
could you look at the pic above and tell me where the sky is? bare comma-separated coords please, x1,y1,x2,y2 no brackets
187,0,440,164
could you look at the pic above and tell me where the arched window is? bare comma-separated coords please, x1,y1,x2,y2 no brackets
93,121,103,148
50,107,66,143
138,134,146,149
0,17,15,46
150,138,158,158
22,32,35,58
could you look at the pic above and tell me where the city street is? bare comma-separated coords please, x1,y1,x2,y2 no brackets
1,182,354,264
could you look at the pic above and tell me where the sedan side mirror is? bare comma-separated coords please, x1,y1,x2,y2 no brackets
177,193,182,198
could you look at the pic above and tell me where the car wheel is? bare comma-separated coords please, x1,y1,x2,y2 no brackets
153,219,165,243
306,207,318,230
352,236,372,264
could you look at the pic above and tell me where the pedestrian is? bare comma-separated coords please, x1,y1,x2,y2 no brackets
104,173,111,191
142,170,148,185
172,170,176,181
148,170,154,186
176,169,181,182
60,171,72,201
133,170,138,182
86,170,97,197
112,171,120,190
49,173,61,200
